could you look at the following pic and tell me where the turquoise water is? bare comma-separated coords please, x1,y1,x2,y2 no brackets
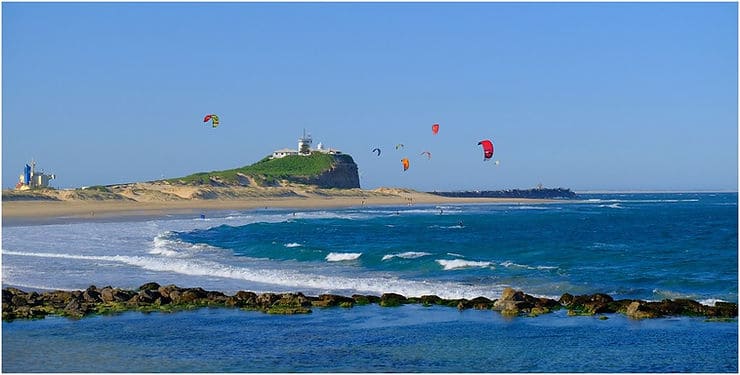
2,193,738,372
173,192,738,302
2,306,737,372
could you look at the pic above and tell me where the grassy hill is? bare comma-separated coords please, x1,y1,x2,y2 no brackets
166,153,358,188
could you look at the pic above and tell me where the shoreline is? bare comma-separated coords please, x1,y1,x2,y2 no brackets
1,194,556,226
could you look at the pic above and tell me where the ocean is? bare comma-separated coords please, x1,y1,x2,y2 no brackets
2,192,738,372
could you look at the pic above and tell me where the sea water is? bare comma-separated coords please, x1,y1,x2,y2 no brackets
2,193,738,372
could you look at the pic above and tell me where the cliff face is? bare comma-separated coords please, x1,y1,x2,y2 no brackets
290,154,360,189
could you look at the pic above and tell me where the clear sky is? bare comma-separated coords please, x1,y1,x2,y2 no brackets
3,2,737,192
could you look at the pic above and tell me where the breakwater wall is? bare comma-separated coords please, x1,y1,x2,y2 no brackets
3,283,736,321
430,188,576,199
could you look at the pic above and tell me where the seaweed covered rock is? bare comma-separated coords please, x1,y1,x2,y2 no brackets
312,294,355,308
2,284,737,321
380,293,407,307
560,293,616,315
492,288,559,316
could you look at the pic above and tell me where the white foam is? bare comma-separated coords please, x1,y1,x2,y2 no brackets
500,261,528,269
325,252,362,262
284,243,303,248
499,261,558,271
585,198,701,205
1,249,504,299
150,232,221,258
698,299,727,307
436,259,493,270
428,224,465,229
511,205,550,210
381,251,431,261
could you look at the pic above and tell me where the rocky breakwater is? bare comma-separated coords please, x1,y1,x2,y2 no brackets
2,284,737,321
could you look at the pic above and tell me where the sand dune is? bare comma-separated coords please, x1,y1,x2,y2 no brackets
2,183,551,225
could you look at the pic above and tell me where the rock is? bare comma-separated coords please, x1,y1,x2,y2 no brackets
82,288,102,303
380,293,407,307
469,296,494,310
226,291,257,307
626,301,661,319
537,297,561,309
492,299,519,312
157,285,182,299
500,287,520,301
138,282,161,291
492,288,558,316
11,294,30,307
63,299,92,318
2,289,14,304
312,294,355,308
179,288,208,304
352,295,379,305
138,289,161,304
100,287,115,302
559,293,575,306
653,299,705,316
561,293,615,315
419,295,443,306
711,302,738,318
100,288,135,303
2,285,734,321
40,290,76,309
168,290,183,304
256,293,280,308
275,293,312,308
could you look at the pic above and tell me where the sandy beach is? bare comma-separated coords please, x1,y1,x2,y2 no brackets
2,187,551,225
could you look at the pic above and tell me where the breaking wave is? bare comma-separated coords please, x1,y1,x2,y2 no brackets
436,259,493,270
381,252,432,261
0,249,504,299
325,252,362,262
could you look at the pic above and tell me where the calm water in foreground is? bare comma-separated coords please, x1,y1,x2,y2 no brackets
2,193,738,372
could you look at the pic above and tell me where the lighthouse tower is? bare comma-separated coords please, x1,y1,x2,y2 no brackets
298,129,312,155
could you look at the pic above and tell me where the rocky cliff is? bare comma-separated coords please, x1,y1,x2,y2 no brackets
288,154,360,189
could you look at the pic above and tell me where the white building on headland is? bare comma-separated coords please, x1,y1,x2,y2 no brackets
16,159,55,190
271,129,342,159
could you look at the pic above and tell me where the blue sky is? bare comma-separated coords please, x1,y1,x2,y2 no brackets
3,2,737,191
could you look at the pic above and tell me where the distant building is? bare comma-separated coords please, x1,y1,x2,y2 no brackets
16,159,55,190
271,129,342,159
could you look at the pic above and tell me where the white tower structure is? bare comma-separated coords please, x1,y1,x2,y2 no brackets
298,129,312,155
